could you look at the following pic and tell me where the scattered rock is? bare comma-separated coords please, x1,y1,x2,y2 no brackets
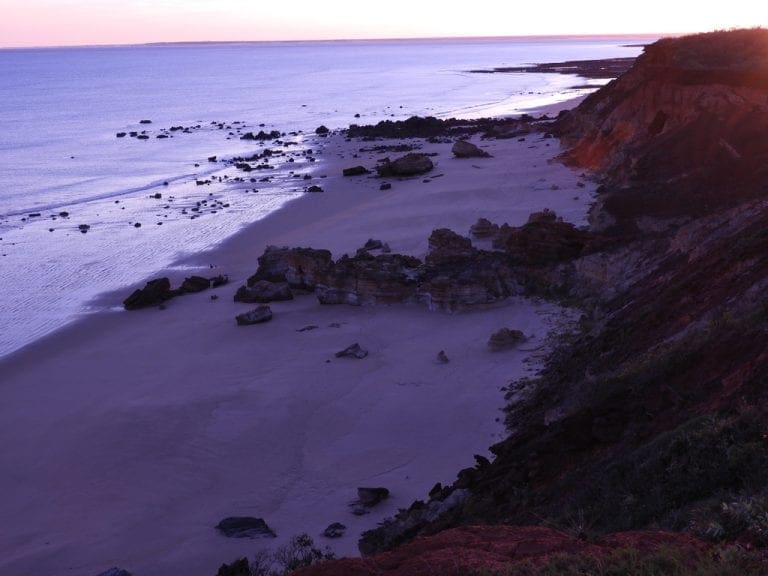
58,211,69,217
208,155,217,162
78,224,90,233
335,343,368,359
469,217,500,239
315,125,330,135
487,328,527,351
436,350,450,364
116,132,127,138
452,139,491,158
322,522,347,539
343,165,370,176
235,305,273,326
306,185,324,193
215,516,276,538
123,278,172,310
139,119,152,124
376,153,434,177
379,182,392,190
234,280,293,303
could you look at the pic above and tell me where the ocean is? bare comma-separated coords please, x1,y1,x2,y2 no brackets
0,36,653,358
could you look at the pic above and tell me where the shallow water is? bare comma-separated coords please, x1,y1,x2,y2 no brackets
0,36,654,357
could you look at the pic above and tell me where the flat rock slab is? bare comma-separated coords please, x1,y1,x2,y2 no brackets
215,516,276,538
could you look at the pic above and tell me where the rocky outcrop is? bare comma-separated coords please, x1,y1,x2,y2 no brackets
315,253,422,305
334,343,368,359
487,328,526,351
376,153,434,177
246,246,333,291
555,28,768,231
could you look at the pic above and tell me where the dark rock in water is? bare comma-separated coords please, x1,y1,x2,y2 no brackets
469,217,499,239
487,328,526,351
116,132,127,138
139,119,152,124
28,212,41,218
180,275,211,293
335,343,368,359
234,280,293,303
379,182,392,190
452,139,491,158
352,487,390,514
134,222,141,228
59,211,69,217
376,153,434,177
248,246,333,290
123,277,172,310
95,568,132,576
315,125,330,135
137,135,149,140
129,131,138,137
322,522,347,539
240,130,280,141
152,192,162,199
215,558,250,576
208,155,217,162
343,165,370,176
235,305,273,326
306,185,324,193
215,516,276,538
78,224,90,233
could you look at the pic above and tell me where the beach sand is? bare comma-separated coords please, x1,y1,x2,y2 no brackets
0,130,594,576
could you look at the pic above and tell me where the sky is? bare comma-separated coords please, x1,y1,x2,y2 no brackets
1,0,766,48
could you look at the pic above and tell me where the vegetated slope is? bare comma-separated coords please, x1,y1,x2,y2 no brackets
348,28,768,562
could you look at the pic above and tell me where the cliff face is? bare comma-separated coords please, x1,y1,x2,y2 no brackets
556,29,768,231
338,29,768,568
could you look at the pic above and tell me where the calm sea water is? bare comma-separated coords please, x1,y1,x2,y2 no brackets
0,37,653,358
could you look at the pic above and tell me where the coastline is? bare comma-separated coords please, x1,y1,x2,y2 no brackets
0,120,597,576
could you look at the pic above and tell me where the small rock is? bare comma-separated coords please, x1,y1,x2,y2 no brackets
306,185,324,193
215,516,276,538
134,222,141,228
487,328,527,351
59,211,69,217
78,224,90,233
208,155,217,162
379,182,392,191
436,350,449,364
95,568,132,576
297,325,320,332
116,132,127,138
335,343,368,359
322,522,347,539
342,165,370,177
315,125,330,135
139,119,152,124
352,487,390,514
452,139,491,158
235,305,273,326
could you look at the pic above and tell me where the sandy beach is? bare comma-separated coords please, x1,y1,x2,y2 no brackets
0,127,595,576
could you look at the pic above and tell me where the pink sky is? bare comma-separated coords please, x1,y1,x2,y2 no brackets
2,0,766,48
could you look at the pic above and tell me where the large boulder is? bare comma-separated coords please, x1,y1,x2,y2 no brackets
376,153,434,177
123,278,172,310
452,139,491,158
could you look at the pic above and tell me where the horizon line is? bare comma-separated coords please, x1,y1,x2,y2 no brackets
0,31,675,51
